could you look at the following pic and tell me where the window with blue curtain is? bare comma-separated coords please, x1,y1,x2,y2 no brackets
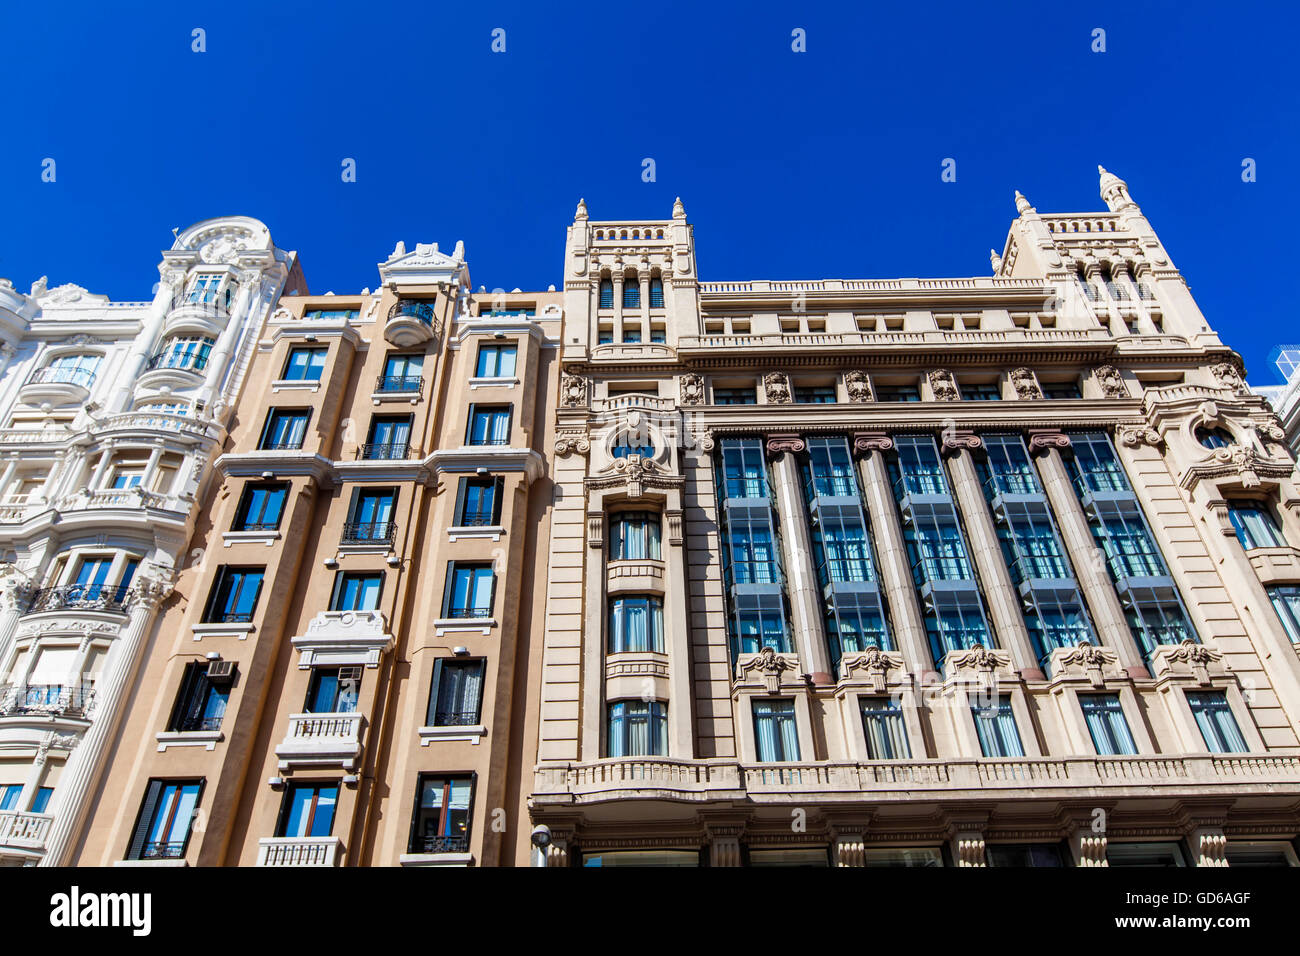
622,325,643,343
735,608,790,655
71,556,113,599
827,606,889,655
720,440,768,498
445,563,494,617
649,326,666,343
233,482,287,531
961,382,1001,401
30,787,52,813
47,352,102,385
475,344,517,377
753,699,800,761
1080,694,1138,755
608,595,665,653
1186,692,1249,753
157,336,213,372
411,775,473,852
597,328,614,344
908,523,971,582
805,439,857,498
598,279,614,308
128,780,202,860
1267,585,1300,643
793,385,837,404
467,406,512,445
205,566,264,622
971,696,1024,757
875,383,920,402
927,608,989,659
821,520,873,582
261,409,309,449
729,523,778,584
1067,432,1129,493
610,512,662,560
278,783,338,838
981,434,1040,495
331,571,383,611
1097,514,1164,577
860,698,910,759
607,700,667,757
282,346,327,382
623,280,640,308
649,277,664,308
1228,501,1287,550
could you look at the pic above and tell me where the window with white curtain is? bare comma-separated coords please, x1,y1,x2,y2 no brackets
859,698,910,759
971,695,1024,757
608,596,664,653
1187,691,1249,753
1268,585,1300,643
467,405,512,445
1080,694,1138,755
1228,501,1287,550
753,699,800,762
609,512,662,560
428,659,485,726
607,700,666,757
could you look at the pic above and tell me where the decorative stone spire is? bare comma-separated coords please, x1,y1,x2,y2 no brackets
1014,190,1035,215
672,197,686,220
990,248,1003,274
1098,165,1138,212
574,198,588,221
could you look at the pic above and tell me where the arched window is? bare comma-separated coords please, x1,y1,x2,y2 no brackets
38,353,101,387
611,434,654,459
649,278,664,308
598,279,613,309
1196,426,1235,449
622,278,640,309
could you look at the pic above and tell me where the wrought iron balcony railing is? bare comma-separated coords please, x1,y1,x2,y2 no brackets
28,584,130,614
358,442,408,460
409,833,470,854
172,713,224,733
25,366,96,389
431,710,482,727
387,300,436,326
144,350,209,373
341,520,396,544
375,374,423,395
446,606,493,619
0,682,95,718
456,509,496,527
140,840,187,860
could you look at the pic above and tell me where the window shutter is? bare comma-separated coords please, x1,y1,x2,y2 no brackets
453,479,467,527
488,572,498,616
441,563,455,618
429,660,445,725
492,476,505,524
127,780,163,860
465,405,477,444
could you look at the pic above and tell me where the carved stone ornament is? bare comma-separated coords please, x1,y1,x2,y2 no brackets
739,646,795,693
1253,418,1287,444
852,430,893,456
554,428,591,457
1161,638,1224,685
763,372,792,405
947,644,1011,673
1056,641,1118,688
841,646,902,693
928,369,959,402
764,433,806,457
679,373,705,406
844,370,873,403
1010,367,1042,400
610,455,656,498
559,373,587,409
690,428,715,453
199,233,250,264
1210,362,1247,395
1094,365,1129,399
1116,424,1163,448
940,429,983,453
0,564,33,611
126,567,176,610
1027,429,1072,453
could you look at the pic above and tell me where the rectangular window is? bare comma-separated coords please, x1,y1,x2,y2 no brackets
277,783,339,837
1080,694,1138,755
303,308,359,321
986,844,1066,867
623,282,640,308
410,775,473,853
428,659,485,726
0,785,21,811
960,383,1001,401
649,278,664,308
127,780,203,860
622,326,642,343
467,405,512,445
110,466,144,489
875,383,920,403
260,409,310,450
650,325,666,343
609,596,665,653
859,698,910,759
609,511,662,560
455,476,503,526
282,346,328,382
753,699,800,761
1228,501,1287,550
607,700,667,757
1187,691,1249,753
204,566,264,623
346,488,396,542
167,662,231,733
1041,381,1082,399
862,847,943,867
1268,585,1300,643
232,482,288,531
305,667,361,713
971,696,1024,757
719,440,769,499
363,415,412,460
475,344,517,378
444,563,495,618
597,328,613,344
379,353,424,392
330,571,383,611
713,386,757,405
1107,842,1186,867
793,385,837,404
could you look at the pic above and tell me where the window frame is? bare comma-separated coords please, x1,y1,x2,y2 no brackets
232,481,289,532
442,561,496,619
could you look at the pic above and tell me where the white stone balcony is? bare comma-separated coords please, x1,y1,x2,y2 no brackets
0,810,52,862
275,712,365,770
290,610,393,669
256,836,341,867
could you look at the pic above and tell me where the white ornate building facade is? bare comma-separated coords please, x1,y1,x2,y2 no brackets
529,172,1300,867
0,217,302,865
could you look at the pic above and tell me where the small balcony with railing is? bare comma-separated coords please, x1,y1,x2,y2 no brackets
274,712,366,771
0,682,95,720
372,373,425,403
339,520,397,555
356,442,409,461
19,366,96,405
385,299,440,347
26,584,131,616
256,836,342,867
0,809,53,863
139,347,210,388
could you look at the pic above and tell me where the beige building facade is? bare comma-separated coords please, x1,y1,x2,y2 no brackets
529,173,1300,867
72,240,561,866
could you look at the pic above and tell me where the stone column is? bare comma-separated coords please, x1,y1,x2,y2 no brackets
662,508,694,758
199,270,258,405
611,273,625,343
638,269,651,329
107,269,182,413
765,434,832,684
832,831,866,867
708,828,743,867
0,576,33,676
853,433,934,675
950,830,987,867
941,433,1042,679
1029,431,1147,678
39,574,172,867
1189,826,1229,867
1070,828,1109,866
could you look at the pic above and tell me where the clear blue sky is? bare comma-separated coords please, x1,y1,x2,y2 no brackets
1,1,1295,381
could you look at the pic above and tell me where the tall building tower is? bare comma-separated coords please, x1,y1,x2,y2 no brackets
73,242,561,867
529,173,1300,867
0,217,301,866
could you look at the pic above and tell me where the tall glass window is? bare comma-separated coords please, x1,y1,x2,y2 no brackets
456,477,501,526
610,512,661,560
1228,501,1287,550
331,571,383,611
278,783,338,837
444,563,494,617
753,699,800,761
720,440,768,499
233,482,287,531
127,780,202,860
467,406,512,445
260,409,310,450
204,567,264,622
598,280,613,308
607,700,667,757
608,596,665,653
860,698,910,759
735,607,790,654
282,346,327,381
411,776,473,852
1267,585,1300,643
475,344,517,377
1080,694,1138,755
1187,692,1249,753
622,280,640,308
972,696,1024,757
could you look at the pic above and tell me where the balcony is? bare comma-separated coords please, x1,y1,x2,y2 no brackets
357,442,408,461
0,810,53,861
163,298,228,338
19,366,95,405
256,837,341,867
374,374,424,399
385,300,439,347
340,520,396,546
290,610,394,669
275,712,365,770
139,349,209,388
27,585,131,615
0,683,94,719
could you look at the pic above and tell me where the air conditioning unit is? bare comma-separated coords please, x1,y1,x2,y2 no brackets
206,660,236,683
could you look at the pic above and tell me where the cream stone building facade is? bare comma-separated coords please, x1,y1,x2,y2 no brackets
528,172,1300,867
0,217,301,865
72,240,560,867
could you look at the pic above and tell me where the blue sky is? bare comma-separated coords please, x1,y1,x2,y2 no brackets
0,1,1295,381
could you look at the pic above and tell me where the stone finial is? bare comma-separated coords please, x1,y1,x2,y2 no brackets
1098,165,1138,213
672,197,686,219
575,198,588,221
1014,190,1035,215
990,248,1003,274
391,241,405,258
